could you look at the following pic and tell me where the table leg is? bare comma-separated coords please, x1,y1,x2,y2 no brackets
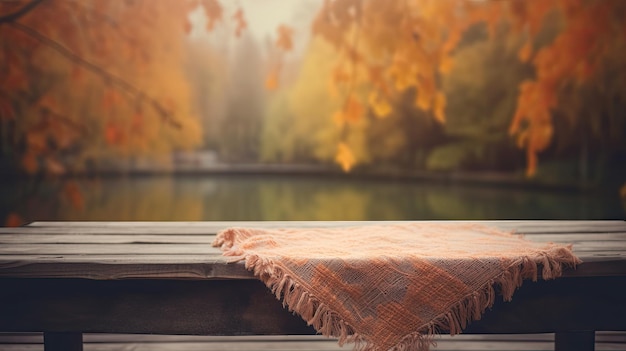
555,331,595,351
44,332,83,351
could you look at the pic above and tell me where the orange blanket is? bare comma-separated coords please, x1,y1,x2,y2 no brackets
213,223,580,351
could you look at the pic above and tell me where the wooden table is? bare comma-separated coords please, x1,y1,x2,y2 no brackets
0,221,625,351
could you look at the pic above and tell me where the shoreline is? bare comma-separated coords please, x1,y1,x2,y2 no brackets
0,163,598,194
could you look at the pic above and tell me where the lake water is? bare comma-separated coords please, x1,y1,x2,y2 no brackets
2,175,624,222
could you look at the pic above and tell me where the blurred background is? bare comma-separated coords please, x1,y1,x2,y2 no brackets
1,0,625,223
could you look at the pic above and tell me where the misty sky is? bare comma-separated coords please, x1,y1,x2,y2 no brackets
188,0,318,54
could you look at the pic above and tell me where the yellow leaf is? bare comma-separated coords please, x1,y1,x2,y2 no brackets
335,95,363,124
335,142,355,172
368,91,391,118
346,96,363,123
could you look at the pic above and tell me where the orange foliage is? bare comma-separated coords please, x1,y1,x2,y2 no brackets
200,0,223,31
335,142,356,172
233,8,247,37
333,95,364,125
263,25,294,91
0,0,230,175
105,123,125,146
307,0,626,175
368,91,391,118
505,0,623,175
310,0,485,171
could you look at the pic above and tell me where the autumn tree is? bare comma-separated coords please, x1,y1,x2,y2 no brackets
0,0,239,176
262,38,357,165
304,0,626,176
435,26,534,172
0,0,239,225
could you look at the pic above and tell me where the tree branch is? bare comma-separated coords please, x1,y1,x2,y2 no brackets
7,21,182,129
0,0,45,24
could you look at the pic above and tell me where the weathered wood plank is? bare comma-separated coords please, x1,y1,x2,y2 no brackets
1,258,623,279
1,332,625,351
0,244,219,255
0,341,561,351
0,279,317,336
14,220,626,235
2,341,626,351
0,253,623,280
1,276,625,336
0,242,622,257
0,221,624,280
43,332,82,351
0,221,624,350
0,261,252,280
1,240,623,256
555,331,595,351
0,255,228,262
522,233,626,241
0,234,216,244
0,332,571,343
0,341,564,351
0,258,622,280
2,233,625,245
0,250,621,262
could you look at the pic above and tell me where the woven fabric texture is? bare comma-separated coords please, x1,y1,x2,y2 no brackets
213,223,580,351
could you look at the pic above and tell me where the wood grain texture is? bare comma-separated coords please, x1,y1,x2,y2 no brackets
2,333,625,351
0,279,317,336
1,241,621,256
0,221,624,280
1,232,625,244
7,220,626,234
0,220,624,342
0,276,625,336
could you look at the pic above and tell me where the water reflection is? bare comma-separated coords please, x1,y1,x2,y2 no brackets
1,175,624,222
